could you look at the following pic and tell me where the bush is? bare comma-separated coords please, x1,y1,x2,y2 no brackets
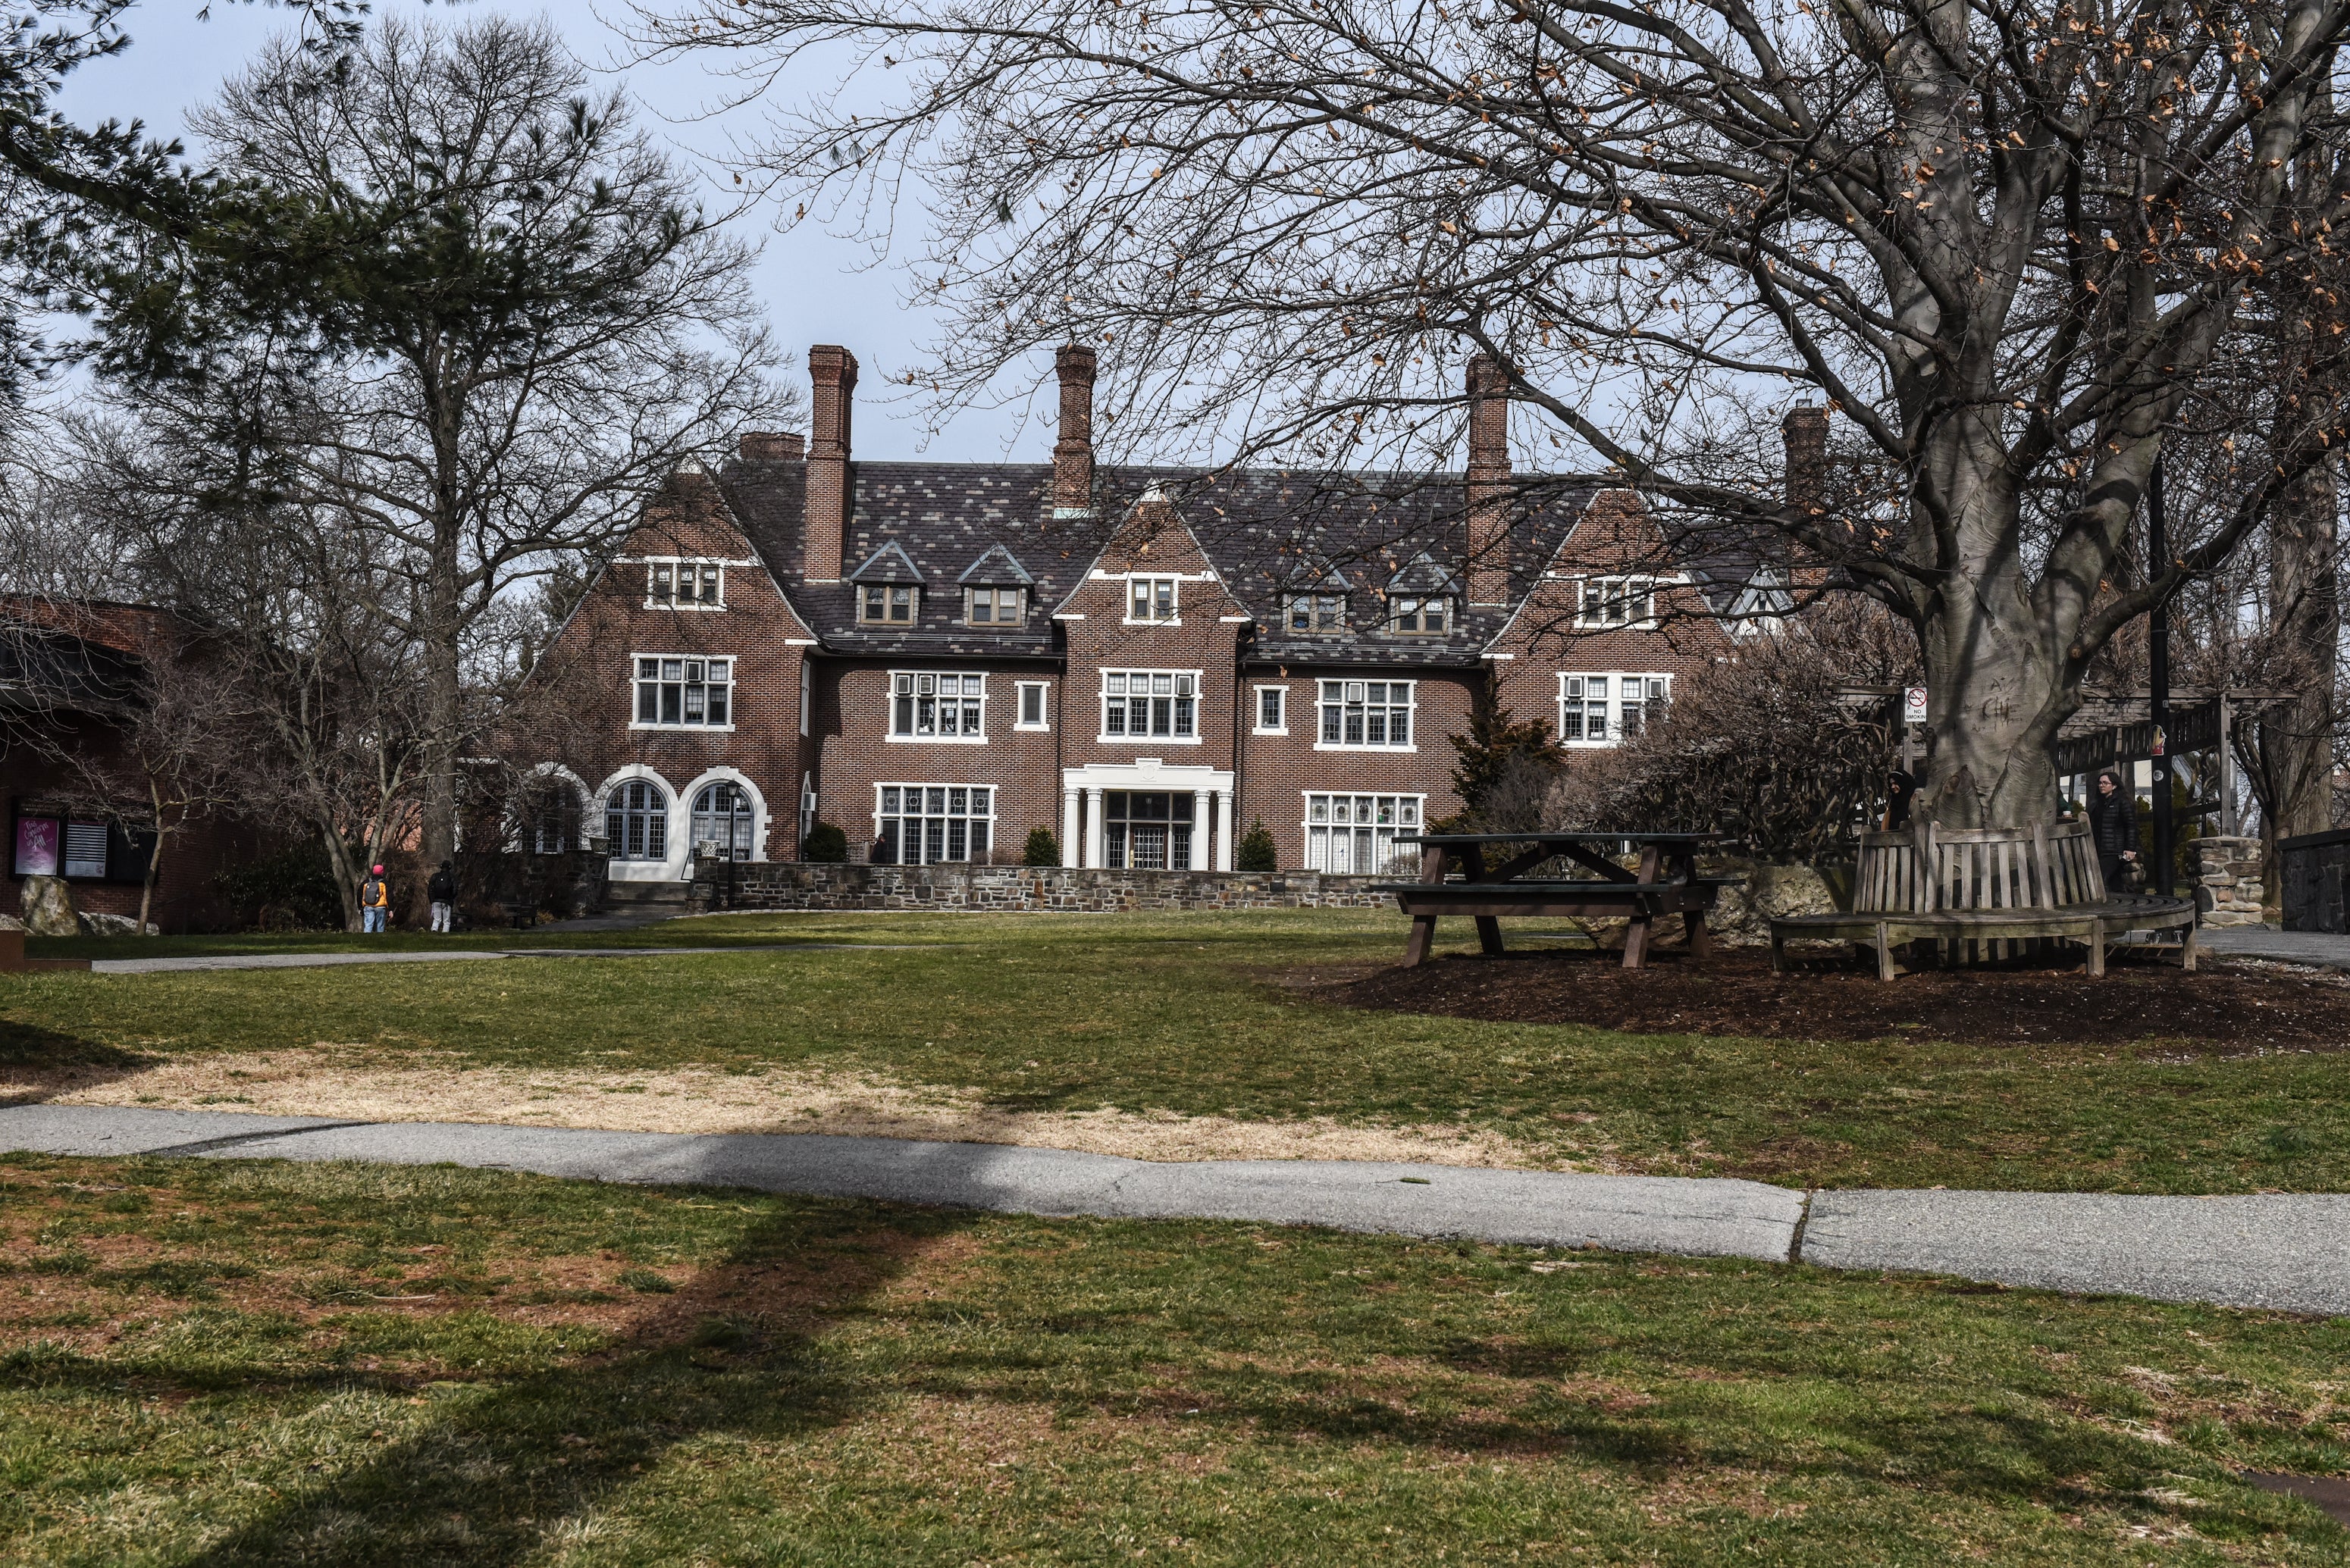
1235,818,1279,872
801,822,849,863
215,840,345,931
1023,827,1061,866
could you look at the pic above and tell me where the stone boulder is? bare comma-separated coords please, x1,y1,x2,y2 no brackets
1706,858,1844,945
77,910,157,937
19,875,77,937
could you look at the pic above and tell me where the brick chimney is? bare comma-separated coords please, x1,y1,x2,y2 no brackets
1052,344,1097,517
1782,405,1828,516
740,430,804,462
804,345,858,581
1465,353,1511,606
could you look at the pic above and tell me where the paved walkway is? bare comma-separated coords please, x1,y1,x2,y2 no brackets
2195,927,2350,968
3,1104,2342,1316
86,943,919,975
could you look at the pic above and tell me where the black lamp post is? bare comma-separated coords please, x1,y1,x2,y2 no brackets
2149,459,2174,897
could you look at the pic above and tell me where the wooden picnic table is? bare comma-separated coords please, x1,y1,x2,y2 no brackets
1375,831,1737,969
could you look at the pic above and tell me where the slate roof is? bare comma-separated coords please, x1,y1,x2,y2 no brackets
713,456,1615,665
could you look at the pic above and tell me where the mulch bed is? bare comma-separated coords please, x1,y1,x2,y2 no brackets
1322,946,2350,1048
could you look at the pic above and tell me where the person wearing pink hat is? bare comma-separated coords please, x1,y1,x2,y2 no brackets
360,864,392,934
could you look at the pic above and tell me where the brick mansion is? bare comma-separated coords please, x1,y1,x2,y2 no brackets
540,345,1816,881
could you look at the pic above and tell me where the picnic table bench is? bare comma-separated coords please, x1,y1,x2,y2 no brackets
1767,819,2198,980
1375,831,1737,969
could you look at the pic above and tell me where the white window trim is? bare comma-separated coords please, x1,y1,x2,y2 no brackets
1252,684,1289,735
641,557,730,612
1558,671,1673,749
1570,574,1675,631
872,781,998,865
1300,791,1427,875
1383,595,1455,635
1097,666,1207,746
1312,677,1420,753
628,652,738,733
1121,574,1184,627
885,669,990,744
1015,681,1051,731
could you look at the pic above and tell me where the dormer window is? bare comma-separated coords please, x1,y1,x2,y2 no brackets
1129,577,1178,621
1388,596,1451,634
967,586,1025,625
860,584,917,624
1285,593,1346,633
1575,576,1662,629
647,559,724,609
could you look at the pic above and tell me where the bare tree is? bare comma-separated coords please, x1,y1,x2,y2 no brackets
139,13,788,869
643,0,2350,828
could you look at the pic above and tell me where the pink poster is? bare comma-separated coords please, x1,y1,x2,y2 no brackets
13,816,59,877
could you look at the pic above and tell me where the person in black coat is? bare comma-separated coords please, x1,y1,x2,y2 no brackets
427,859,456,934
1884,768,1919,831
2085,768,2140,893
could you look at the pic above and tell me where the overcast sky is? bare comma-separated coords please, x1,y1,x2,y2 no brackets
52,0,1044,461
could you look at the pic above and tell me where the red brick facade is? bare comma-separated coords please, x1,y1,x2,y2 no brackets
532,348,1787,880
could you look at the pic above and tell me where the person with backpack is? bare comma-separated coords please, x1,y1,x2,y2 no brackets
360,864,392,934
427,859,456,934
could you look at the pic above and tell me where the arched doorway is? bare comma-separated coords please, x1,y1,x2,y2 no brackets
691,781,756,860
606,778,669,862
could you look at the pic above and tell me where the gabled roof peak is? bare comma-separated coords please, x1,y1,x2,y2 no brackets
847,541,924,584
1386,550,1460,594
957,543,1036,586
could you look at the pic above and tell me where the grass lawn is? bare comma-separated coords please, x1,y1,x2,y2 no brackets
3,1150,2347,1566
5,909,2348,1193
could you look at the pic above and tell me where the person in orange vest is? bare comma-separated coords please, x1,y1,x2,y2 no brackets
360,864,392,934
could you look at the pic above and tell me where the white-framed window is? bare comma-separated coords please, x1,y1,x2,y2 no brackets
1016,681,1050,731
1101,668,1199,741
606,778,669,861
1574,576,1662,629
1127,577,1178,622
1285,593,1345,633
647,559,724,610
1254,684,1288,734
1387,596,1451,634
1103,790,1195,870
889,671,987,741
875,784,993,865
859,584,918,624
691,782,757,861
1303,793,1423,875
1726,568,1794,638
1318,678,1415,749
633,655,732,728
1559,672,1672,746
967,586,1025,625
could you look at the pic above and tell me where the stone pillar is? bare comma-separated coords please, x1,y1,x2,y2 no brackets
1084,787,1105,869
1061,787,1082,869
2192,835,2267,926
1214,790,1235,872
1190,790,1211,872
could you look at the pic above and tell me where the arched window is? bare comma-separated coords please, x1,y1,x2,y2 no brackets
691,781,755,861
606,779,669,861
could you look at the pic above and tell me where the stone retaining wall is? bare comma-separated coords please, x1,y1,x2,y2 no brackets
2192,834,2266,927
689,862,1398,913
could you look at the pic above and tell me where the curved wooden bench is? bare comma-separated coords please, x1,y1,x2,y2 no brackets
1768,821,2198,980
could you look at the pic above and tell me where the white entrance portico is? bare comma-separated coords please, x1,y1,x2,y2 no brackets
1060,758,1236,872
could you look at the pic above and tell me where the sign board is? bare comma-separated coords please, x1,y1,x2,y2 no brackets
1902,687,1929,725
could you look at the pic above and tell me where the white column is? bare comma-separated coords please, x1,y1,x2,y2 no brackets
1192,790,1211,872
1215,789,1235,872
1084,787,1105,868
1061,787,1081,869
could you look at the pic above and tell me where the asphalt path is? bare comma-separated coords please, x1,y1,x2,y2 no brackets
5,1105,2344,1314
